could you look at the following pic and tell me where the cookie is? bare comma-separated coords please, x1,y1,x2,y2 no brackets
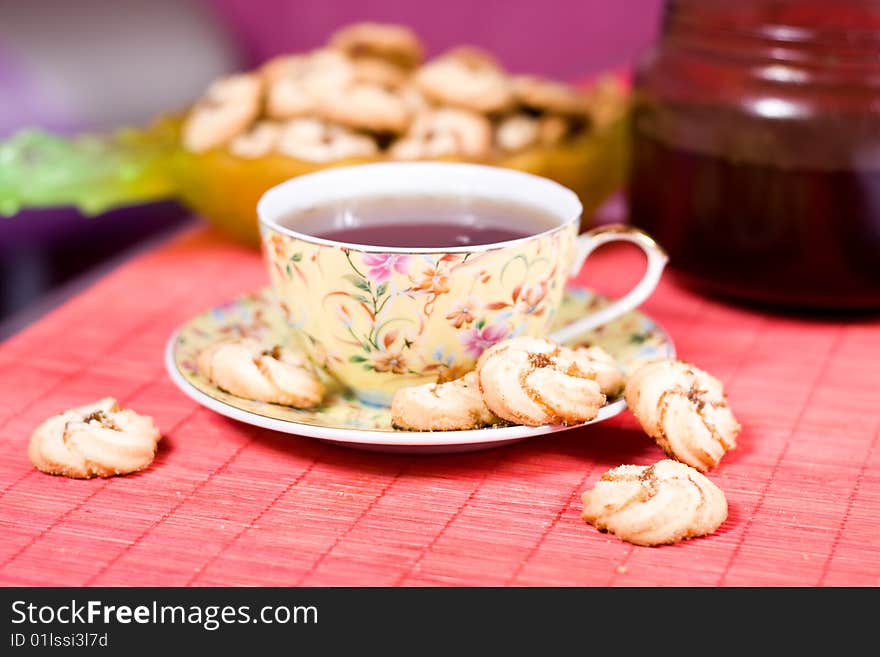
389,108,492,160
276,117,378,163
476,336,606,426
329,22,424,70
351,56,409,89
391,371,502,431
182,73,263,153
538,115,571,145
581,459,728,546
625,359,740,472
512,75,588,115
262,50,352,120
262,55,318,119
229,121,281,158
397,84,430,114
198,338,325,408
316,82,411,133
441,46,503,71
415,51,514,114
266,49,410,133
563,345,624,397
582,74,627,128
28,398,162,479
495,114,540,152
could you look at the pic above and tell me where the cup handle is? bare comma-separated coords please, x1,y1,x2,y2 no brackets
548,224,668,344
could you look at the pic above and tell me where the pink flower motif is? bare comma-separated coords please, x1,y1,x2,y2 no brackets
460,323,508,358
361,253,410,283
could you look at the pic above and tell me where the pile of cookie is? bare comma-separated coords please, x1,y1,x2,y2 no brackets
26,331,740,550
584,359,738,547
181,22,612,163
188,333,739,547
391,337,621,430
388,336,739,547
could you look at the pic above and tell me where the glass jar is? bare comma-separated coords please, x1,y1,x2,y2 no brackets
628,0,880,308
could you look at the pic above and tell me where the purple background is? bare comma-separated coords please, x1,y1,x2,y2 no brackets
214,0,664,77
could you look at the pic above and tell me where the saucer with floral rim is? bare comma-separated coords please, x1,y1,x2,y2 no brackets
165,285,674,453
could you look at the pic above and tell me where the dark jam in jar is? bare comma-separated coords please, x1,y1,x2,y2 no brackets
629,0,880,308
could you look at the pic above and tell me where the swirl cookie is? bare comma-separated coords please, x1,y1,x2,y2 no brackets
625,359,740,472
182,73,263,153
495,114,540,152
512,75,589,116
560,345,624,397
28,398,162,479
415,50,514,114
495,113,574,152
262,50,354,120
276,118,378,163
198,338,324,408
329,22,424,70
389,108,492,160
229,121,281,159
581,459,728,546
538,115,570,145
350,56,409,89
316,82,411,134
391,371,502,431
476,337,606,426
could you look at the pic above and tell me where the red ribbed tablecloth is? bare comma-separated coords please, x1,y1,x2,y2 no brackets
1,225,877,586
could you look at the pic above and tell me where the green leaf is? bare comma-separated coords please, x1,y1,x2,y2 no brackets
290,252,303,262
285,263,292,277
363,364,375,371
376,282,388,297
349,354,367,362
343,273,371,291
353,294,370,303
630,334,647,344
476,318,486,329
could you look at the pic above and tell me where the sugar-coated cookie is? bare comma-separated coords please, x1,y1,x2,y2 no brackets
28,398,161,479
229,121,281,159
391,371,501,431
511,75,589,116
315,82,411,134
415,50,514,114
476,337,606,426
262,50,352,120
581,459,727,546
329,22,424,70
198,338,324,408
276,117,378,162
625,359,740,472
561,345,624,397
495,114,540,152
181,74,263,153
390,108,492,160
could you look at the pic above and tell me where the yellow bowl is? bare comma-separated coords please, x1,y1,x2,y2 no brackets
168,113,629,247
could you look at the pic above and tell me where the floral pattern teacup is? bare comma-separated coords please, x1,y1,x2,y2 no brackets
258,163,667,406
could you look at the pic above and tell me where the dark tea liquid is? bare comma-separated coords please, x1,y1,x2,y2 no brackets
282,195,559,248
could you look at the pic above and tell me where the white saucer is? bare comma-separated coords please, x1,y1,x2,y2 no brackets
165,286,674,453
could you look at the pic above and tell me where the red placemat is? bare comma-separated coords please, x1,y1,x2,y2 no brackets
0,225,878,586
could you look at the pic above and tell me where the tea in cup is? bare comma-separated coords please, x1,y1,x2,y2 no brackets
258,162,666,406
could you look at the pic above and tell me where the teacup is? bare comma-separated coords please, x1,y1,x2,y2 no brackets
258,162,667,406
